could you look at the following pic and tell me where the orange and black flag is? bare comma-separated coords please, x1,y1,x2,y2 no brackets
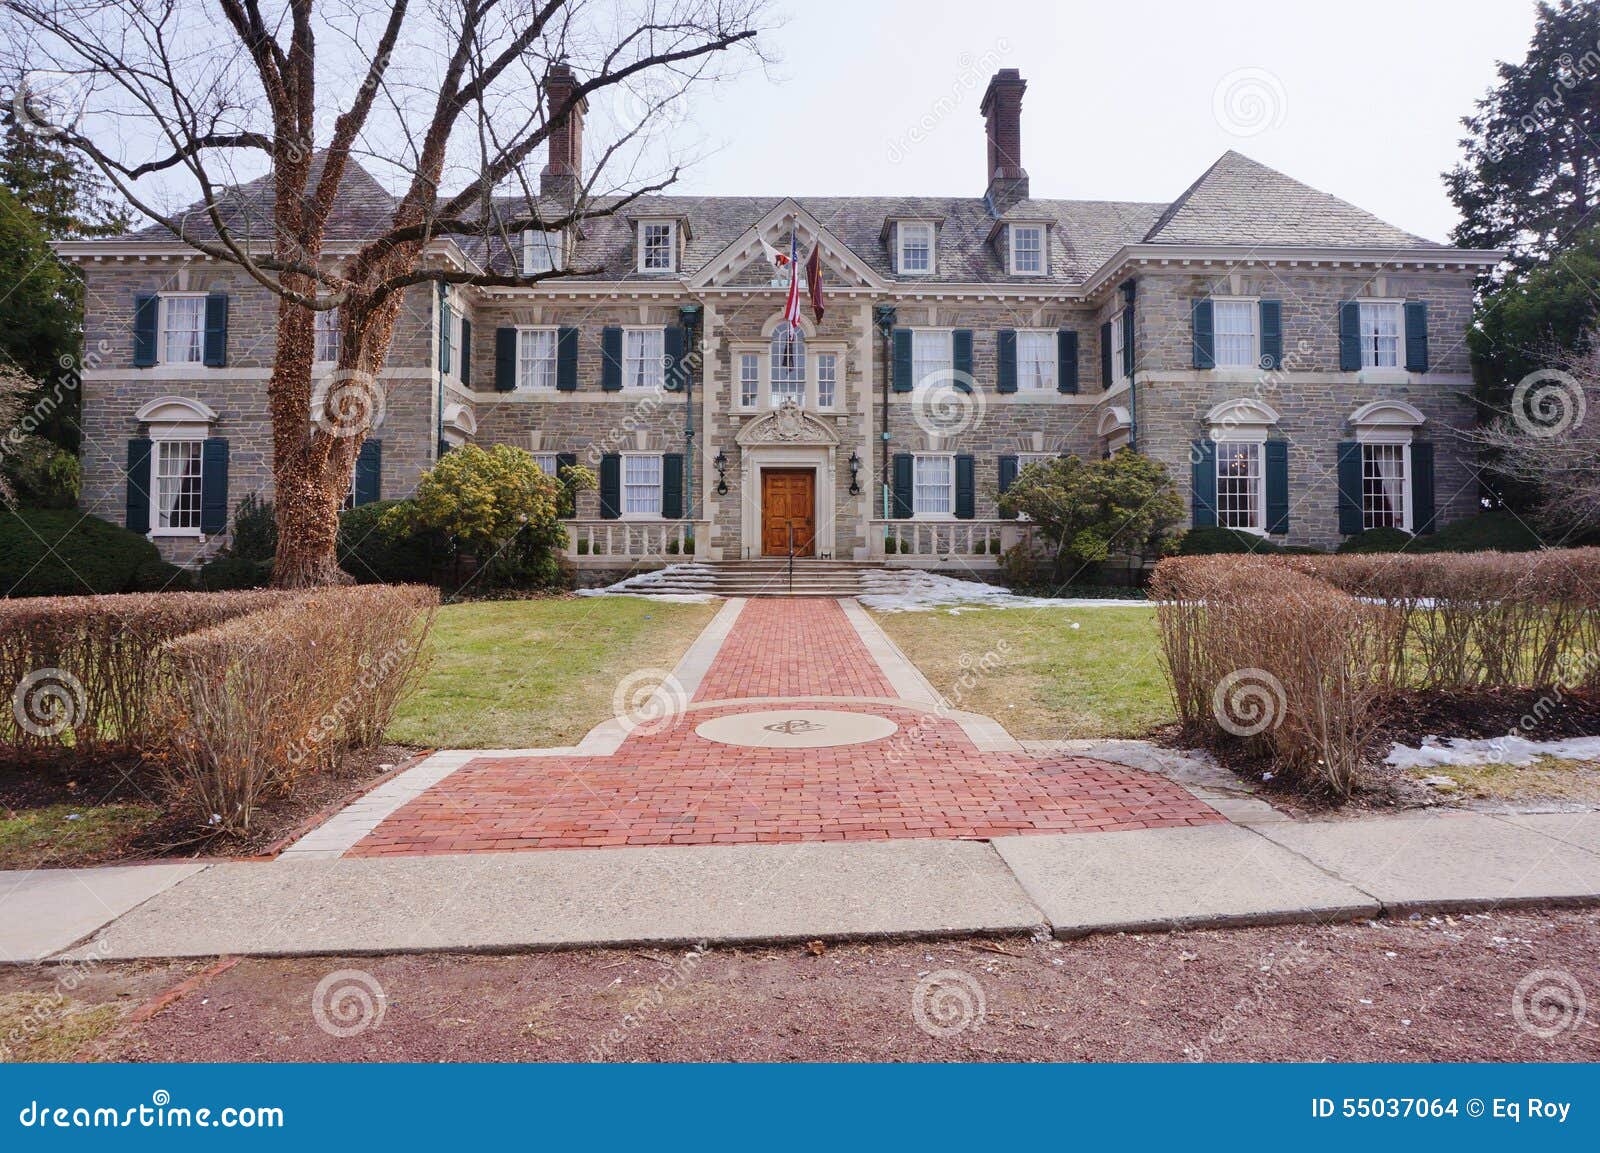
806,245,825,324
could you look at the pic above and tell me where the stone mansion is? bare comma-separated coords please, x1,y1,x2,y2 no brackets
60,68,1503,572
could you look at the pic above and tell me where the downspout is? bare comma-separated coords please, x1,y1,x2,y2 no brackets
434,280,447,459
679,303,701,543
1120,278,1138,452
874,303,896,520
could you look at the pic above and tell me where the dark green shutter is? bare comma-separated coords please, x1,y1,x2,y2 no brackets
1259,300,1283,370
1264,439,1289,534
601,326,623,391
1099,321,1112,387
1412,442,1436,533
203,293,229,367
458,318,472,386
1404,301,1430,373
438,295,451,376
1338,302,1362,372
556,327,579,391
125,437,152,532
1121,308,1135,378
555,451,578,517
133,295,158,367
1337,441,1364,535
599,453,621,519
955,454,975,520
354,439,382,506
891,453,913,518
996,330,1017,394
1191,299,1215,369
1190,439,1217,528
661,453,685,518
891,328,913,393
494,327,517,391
1057,329,1079,393
200,437,229,535
664,326,687,392
998,455,1020,516
951,329,973,392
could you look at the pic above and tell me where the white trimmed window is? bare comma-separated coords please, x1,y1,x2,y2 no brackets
623,453,664,516
1110,313,1127,385
911,329,953,390
1213,300,1257,368
314,307,341,364
816,352,838,409
154,438,203,533
623,328,665,390
639,221,677,273
897,222,934,275
160,295,206,364
913,454,954,517
517,328,558,391
739,352,759,409
522,230,564,275
531,452,559,476
1017,331,1058,391
1009,224,1044,275
1215,442,1264,532
1362,443,1410,530
1359,302,1403,369
770,328,806,406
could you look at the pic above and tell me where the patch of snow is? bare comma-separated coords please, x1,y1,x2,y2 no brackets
856,568,1150,613
576,563,718,602
1386,734,1600,770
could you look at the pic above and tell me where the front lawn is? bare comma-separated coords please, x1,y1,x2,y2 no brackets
872,606,1173,740
0,803,161,871
387,596,719,749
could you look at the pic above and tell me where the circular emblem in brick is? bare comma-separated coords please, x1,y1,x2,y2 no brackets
694,709,899,749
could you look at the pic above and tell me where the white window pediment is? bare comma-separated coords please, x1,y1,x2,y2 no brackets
442,402,477,439
136,395,217,441
734,399,839,447
1349,400,1425,428
1206,398,1279,443
1097,405,1131,438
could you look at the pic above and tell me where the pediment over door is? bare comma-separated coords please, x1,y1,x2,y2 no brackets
735,399,840,447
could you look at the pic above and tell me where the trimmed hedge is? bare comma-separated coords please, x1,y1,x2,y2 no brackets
1336,527,1414,554
1177,526,1281,556
338,499,441,585
0,509,176,597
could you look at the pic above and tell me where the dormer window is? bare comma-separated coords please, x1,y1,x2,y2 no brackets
522,229,565,275
1009,224,1045,275
639,220,677,273
896,221,934,276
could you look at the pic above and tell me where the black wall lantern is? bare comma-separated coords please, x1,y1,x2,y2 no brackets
713,448,729,496
848,450,862,496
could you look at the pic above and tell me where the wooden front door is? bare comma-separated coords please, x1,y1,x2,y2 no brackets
761,469,816,557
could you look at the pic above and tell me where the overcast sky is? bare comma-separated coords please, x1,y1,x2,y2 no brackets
661,0,1540,243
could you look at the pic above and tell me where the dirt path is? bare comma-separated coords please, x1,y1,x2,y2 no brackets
4,909,1595,1062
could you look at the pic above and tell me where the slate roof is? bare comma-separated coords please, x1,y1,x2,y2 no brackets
120,149,1453,286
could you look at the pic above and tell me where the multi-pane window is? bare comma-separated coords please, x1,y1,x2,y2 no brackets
154,439,203,532
1362,443,1409,530
913,454,953,516
623,453,663,516
531,452,559,476
314,307,341,364
161,296,205,364
1110,314,1127,384
911,329,953,389
522,230,563,275
738,352,759,409
623,328,665,389
1359,302,1402,368
898,222,933,275
1010,225,1044,275
1215,442,1263,531
770,328,806,406
640,222,675,272
1017,331,1058,390
1214,300,1257,367
518,329,558,390
816,353,838,409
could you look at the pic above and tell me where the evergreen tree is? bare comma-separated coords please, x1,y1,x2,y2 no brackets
0,97,130,239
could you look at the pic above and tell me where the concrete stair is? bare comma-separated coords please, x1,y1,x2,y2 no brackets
706,559,871,598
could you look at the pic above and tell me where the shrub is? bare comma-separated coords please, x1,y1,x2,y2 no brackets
228,493,277,562
196,554,272,591
1336,527,1414,553
1177,526,1281,555
0,508,166,597
338,499,441,584
1411,510,1544,553
999,451,1183,577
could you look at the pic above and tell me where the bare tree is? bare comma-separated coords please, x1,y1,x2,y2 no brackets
3,0,769,585
1466,336,1600,537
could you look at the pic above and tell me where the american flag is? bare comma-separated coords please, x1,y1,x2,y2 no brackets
781,229,802,331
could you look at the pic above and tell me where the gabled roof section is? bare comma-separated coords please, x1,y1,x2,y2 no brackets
1143,151,1444,249
689,198,888,291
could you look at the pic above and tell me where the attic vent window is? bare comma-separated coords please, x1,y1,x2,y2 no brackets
897,222,934,276
1009,224,1044,275
522,230,564,275
639,220,677,273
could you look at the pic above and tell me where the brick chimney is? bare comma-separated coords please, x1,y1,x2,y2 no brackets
540,63,587,202
980,69,1029,212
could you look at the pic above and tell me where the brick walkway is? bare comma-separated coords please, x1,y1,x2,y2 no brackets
340,597,1222,857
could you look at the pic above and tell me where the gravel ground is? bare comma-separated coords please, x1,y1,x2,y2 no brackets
5,909,1595,1063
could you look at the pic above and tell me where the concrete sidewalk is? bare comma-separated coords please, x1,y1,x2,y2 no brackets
2,810,1595,962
